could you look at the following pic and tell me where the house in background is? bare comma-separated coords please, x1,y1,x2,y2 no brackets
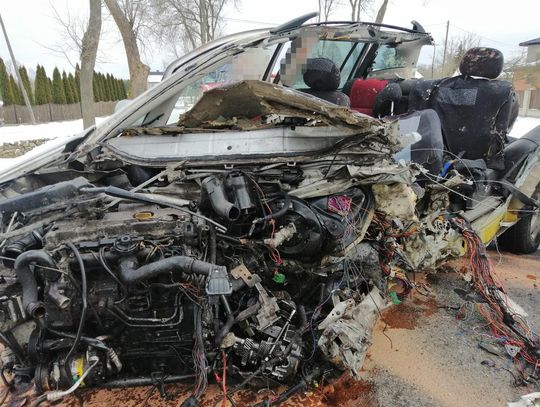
147,71,164,88
519,37,540,64
514,37,540,117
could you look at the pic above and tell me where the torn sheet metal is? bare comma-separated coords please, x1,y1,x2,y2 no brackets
175,80,402,151
178,80,377,129
290,162,415,200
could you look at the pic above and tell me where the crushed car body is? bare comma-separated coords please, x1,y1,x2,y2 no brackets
0,14,539,406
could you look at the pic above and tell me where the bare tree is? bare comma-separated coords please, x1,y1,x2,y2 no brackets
80,0,102,129
318,0,339,22
151,0,235,56
47,3,86,67
429,33,480,78
104,0,150,98
45,1,111,69
501,49,527,82
444,33,480,76
347,0,373,21
374,0,388,24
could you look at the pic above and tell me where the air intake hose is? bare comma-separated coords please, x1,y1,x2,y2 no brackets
201,176,240,221
118,255,225,284
14,250,56,319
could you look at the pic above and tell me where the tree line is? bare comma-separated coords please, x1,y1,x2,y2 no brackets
0,58,127,106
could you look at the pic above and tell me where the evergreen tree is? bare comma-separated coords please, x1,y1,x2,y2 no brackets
34,65,46,105
43,66,52,104
68,73,79,102
9,75,23,104
118,79,127,99
35,66,53,104
123,80,129,99
74,64,81,101
113,79,121,100
62,71,74,104
98,73,107,101
52,67,66,104
107,74,116,100
93,72,101,102
0,58,14,105
100,73,108,101
45,69,53,103
18,66,34,104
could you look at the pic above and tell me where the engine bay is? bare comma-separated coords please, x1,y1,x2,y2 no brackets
0,155,401,402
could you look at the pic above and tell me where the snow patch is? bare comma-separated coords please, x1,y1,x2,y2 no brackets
0,117,108,145
509,116,540,139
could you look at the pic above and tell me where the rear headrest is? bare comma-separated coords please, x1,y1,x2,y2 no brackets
459,47,504,79
303,58,340,91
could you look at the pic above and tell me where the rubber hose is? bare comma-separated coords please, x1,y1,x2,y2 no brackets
14,250,56,318
118,255,225,284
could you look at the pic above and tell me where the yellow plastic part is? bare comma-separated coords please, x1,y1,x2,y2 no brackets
476,211,505,244
133,211,154,220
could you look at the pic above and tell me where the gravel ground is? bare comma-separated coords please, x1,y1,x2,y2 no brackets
0,139,47,158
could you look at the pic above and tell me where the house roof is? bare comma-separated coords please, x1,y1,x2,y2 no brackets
520,37,540,46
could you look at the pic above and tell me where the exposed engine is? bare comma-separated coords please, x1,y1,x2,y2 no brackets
0,165,382,401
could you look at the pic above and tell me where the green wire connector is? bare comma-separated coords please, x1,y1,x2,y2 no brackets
273,273,286,284
389,291,402,305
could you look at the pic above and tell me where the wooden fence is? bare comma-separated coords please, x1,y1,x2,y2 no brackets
518,89,540,118
0,101,120,125
530,89,540,110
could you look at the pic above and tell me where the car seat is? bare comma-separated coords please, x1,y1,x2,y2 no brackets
302,58,350,106
408,47,519,170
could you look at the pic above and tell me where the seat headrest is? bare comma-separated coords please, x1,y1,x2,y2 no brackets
303,58,340,91
373,83,402,117
459,47,504,79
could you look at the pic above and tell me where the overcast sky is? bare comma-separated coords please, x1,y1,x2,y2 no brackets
0,0,537,78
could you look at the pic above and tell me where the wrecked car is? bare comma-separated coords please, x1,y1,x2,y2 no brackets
0,12,539,406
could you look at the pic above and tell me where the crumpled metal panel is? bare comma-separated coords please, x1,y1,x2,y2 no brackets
317,287,385,377
176,80,401,149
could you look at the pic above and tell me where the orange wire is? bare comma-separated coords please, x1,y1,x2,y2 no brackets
221,351,227,407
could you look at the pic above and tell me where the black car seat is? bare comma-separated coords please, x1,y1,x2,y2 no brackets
395,79,421,114
408,47,519,170
302,58,350,106
503,125,540,177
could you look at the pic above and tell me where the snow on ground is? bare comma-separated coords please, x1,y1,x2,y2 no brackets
0,117,109,171
509,116,540,139
0,117,108,145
